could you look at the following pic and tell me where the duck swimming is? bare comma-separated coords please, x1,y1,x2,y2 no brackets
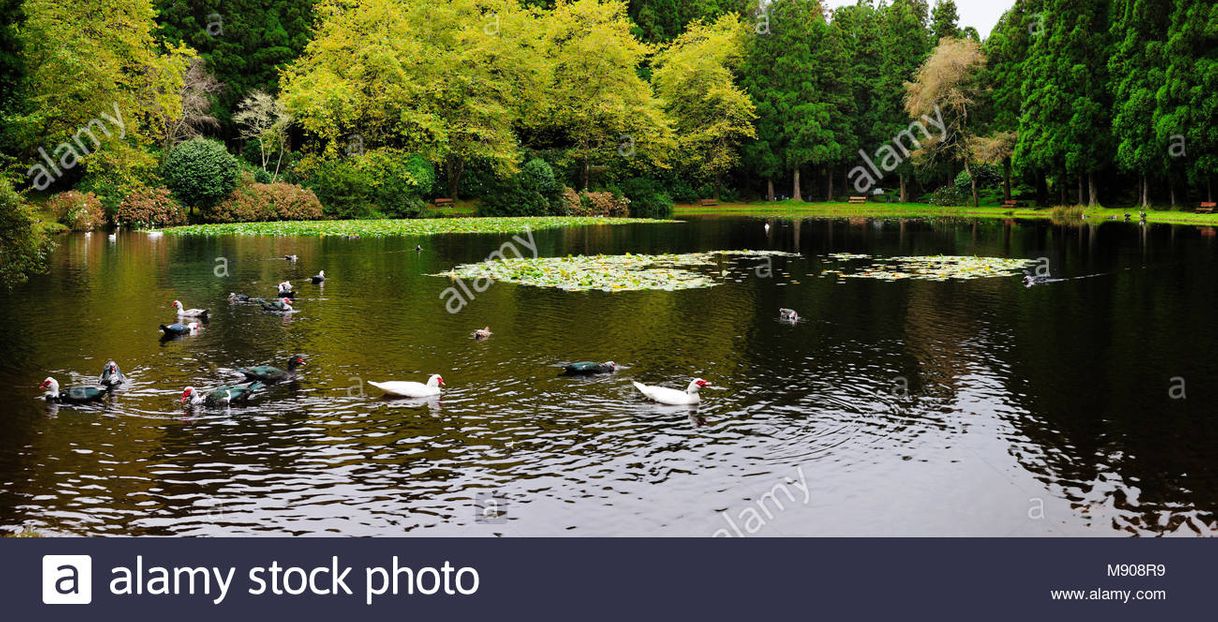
172,300,209,319
368,374,444,398
562,361,617,376
779,308,799,322
260,298,295,313
311,270,325,284
180,382,265,407
39,377,109,404
238,354,306,384
471,326,492,340
99,360,126,387
159,321,201,337
632,378,709,405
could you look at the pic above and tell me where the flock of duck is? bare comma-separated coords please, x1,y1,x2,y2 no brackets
37,255,742,408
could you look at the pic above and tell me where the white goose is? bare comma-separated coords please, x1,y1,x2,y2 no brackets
632,378,709,405
368,374,445,398
172,300,209,318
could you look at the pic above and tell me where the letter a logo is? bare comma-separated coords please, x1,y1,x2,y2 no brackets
42,555,92,604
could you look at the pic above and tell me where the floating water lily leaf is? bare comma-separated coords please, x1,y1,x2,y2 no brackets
824,254,1037,281
159,216,677,238
433,250,800,292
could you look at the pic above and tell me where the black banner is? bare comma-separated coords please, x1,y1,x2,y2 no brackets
2,538,1211,619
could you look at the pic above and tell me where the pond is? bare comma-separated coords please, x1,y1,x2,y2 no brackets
1,216,1216,536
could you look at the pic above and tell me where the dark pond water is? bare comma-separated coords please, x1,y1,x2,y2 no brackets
2,216,1217,536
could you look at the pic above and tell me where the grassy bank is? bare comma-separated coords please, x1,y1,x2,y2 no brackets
675,200,1218,226
159,215,677,238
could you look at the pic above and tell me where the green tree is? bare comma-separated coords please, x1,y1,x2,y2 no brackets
651,14,756,197
1155,0,1218,202
832,1,885,200
627,0,741,42
930,0,960,41
161,137,240,211
154,0,316,131
0,177,53,289
982,0,1042,202
1109,0,1172,207
742,0,852,201
878,0,933,200
12,0,195,191
1015,0,1112,206
281,0,549,198
544,0,674,189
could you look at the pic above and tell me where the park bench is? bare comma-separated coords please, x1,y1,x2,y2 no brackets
698,198,719,206
1003,199,1019,208
848,195,867,204
433,197,454,207
1197,201,1216,214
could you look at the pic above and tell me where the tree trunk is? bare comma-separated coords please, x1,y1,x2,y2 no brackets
766,178,775,202
446,159,464,200
1088,172,1098,207
792,168,802,202
1208,177,1213,202
1170,180,1177,207
1077,176,1084,206
1036,172,1048,207
1002,158,1012,202
826,166,834,202
899,174,908,202
581,158,590,191
964,160,979,207
1140,173,1149,208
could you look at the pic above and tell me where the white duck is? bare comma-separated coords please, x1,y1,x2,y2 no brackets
368,374,445,398
632,378,709,405
172,299,209,319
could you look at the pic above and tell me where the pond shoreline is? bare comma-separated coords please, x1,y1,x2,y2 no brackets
676,201,1218,226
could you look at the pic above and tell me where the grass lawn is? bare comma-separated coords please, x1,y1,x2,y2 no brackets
675,200,1218,226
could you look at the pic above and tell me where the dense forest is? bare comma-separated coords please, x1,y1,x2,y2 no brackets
0,0,1216,286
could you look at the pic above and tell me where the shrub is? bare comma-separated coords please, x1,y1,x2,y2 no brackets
929,185,968,207
305,149,433,218
954,165,1003,194
620,177,674,219
561,188,630,217
115,187,187,228
0,178,54,289
208,183,325,223
162,138,240,210
47,191,106,231
480,158,563,216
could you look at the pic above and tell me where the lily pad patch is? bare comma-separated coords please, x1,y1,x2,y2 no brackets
433,250,801,292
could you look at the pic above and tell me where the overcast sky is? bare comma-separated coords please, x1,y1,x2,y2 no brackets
823,0,1012,39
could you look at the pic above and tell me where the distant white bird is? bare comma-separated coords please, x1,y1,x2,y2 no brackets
779,308,799,322
369,374,445,398
632,378,709,405
764,223,771,233
172,300,209,319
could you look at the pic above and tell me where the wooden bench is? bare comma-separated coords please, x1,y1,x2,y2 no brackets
433,197,454,207
698,198,718,206
1197,201,1216,214
848,195,867,204
1003,199,1019,208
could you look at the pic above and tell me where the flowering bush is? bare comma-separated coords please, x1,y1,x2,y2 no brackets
561,189,629,217
208,183,325,223
115,187,187,228
47,191,106,231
